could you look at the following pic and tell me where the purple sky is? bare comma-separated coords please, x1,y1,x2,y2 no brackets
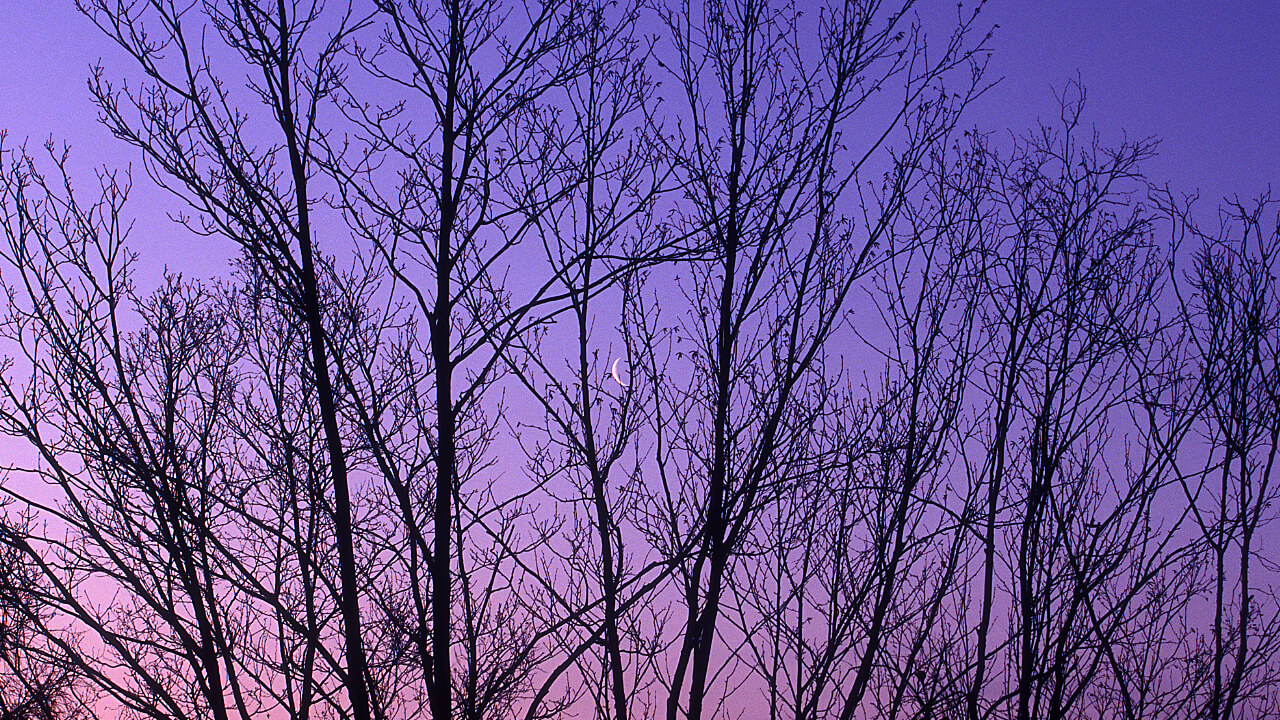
969,1,1279,204
0,5,1275,715
1,1,1277,268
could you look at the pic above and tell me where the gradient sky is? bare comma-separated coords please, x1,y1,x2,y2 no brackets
0,5,1275,716
1,1,1277,270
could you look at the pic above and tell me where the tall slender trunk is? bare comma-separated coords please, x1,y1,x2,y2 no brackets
1211,445,1231,720
431,5,462,717
970,362,1017,720
573,210,629,720
685,193,741,720
580,308,629,720
276,8,372,719
1223,448,1253,720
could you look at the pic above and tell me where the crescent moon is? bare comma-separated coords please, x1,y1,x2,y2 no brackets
610,358,625,387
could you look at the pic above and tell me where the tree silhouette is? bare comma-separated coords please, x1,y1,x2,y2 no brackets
0,3,1278,720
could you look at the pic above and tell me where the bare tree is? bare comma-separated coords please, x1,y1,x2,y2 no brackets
73,2,375,716
0,139,250,720
0,506,86,720
323,0,679,717
491,6,675,719
0,137,379,720
953,92,1200,720
1168,192,1280,720
628,2,988,720
7,4,1280,720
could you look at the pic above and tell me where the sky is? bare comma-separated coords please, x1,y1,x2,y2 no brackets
0,3,1276,716
968,1,1279,204
1,1,1277,276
